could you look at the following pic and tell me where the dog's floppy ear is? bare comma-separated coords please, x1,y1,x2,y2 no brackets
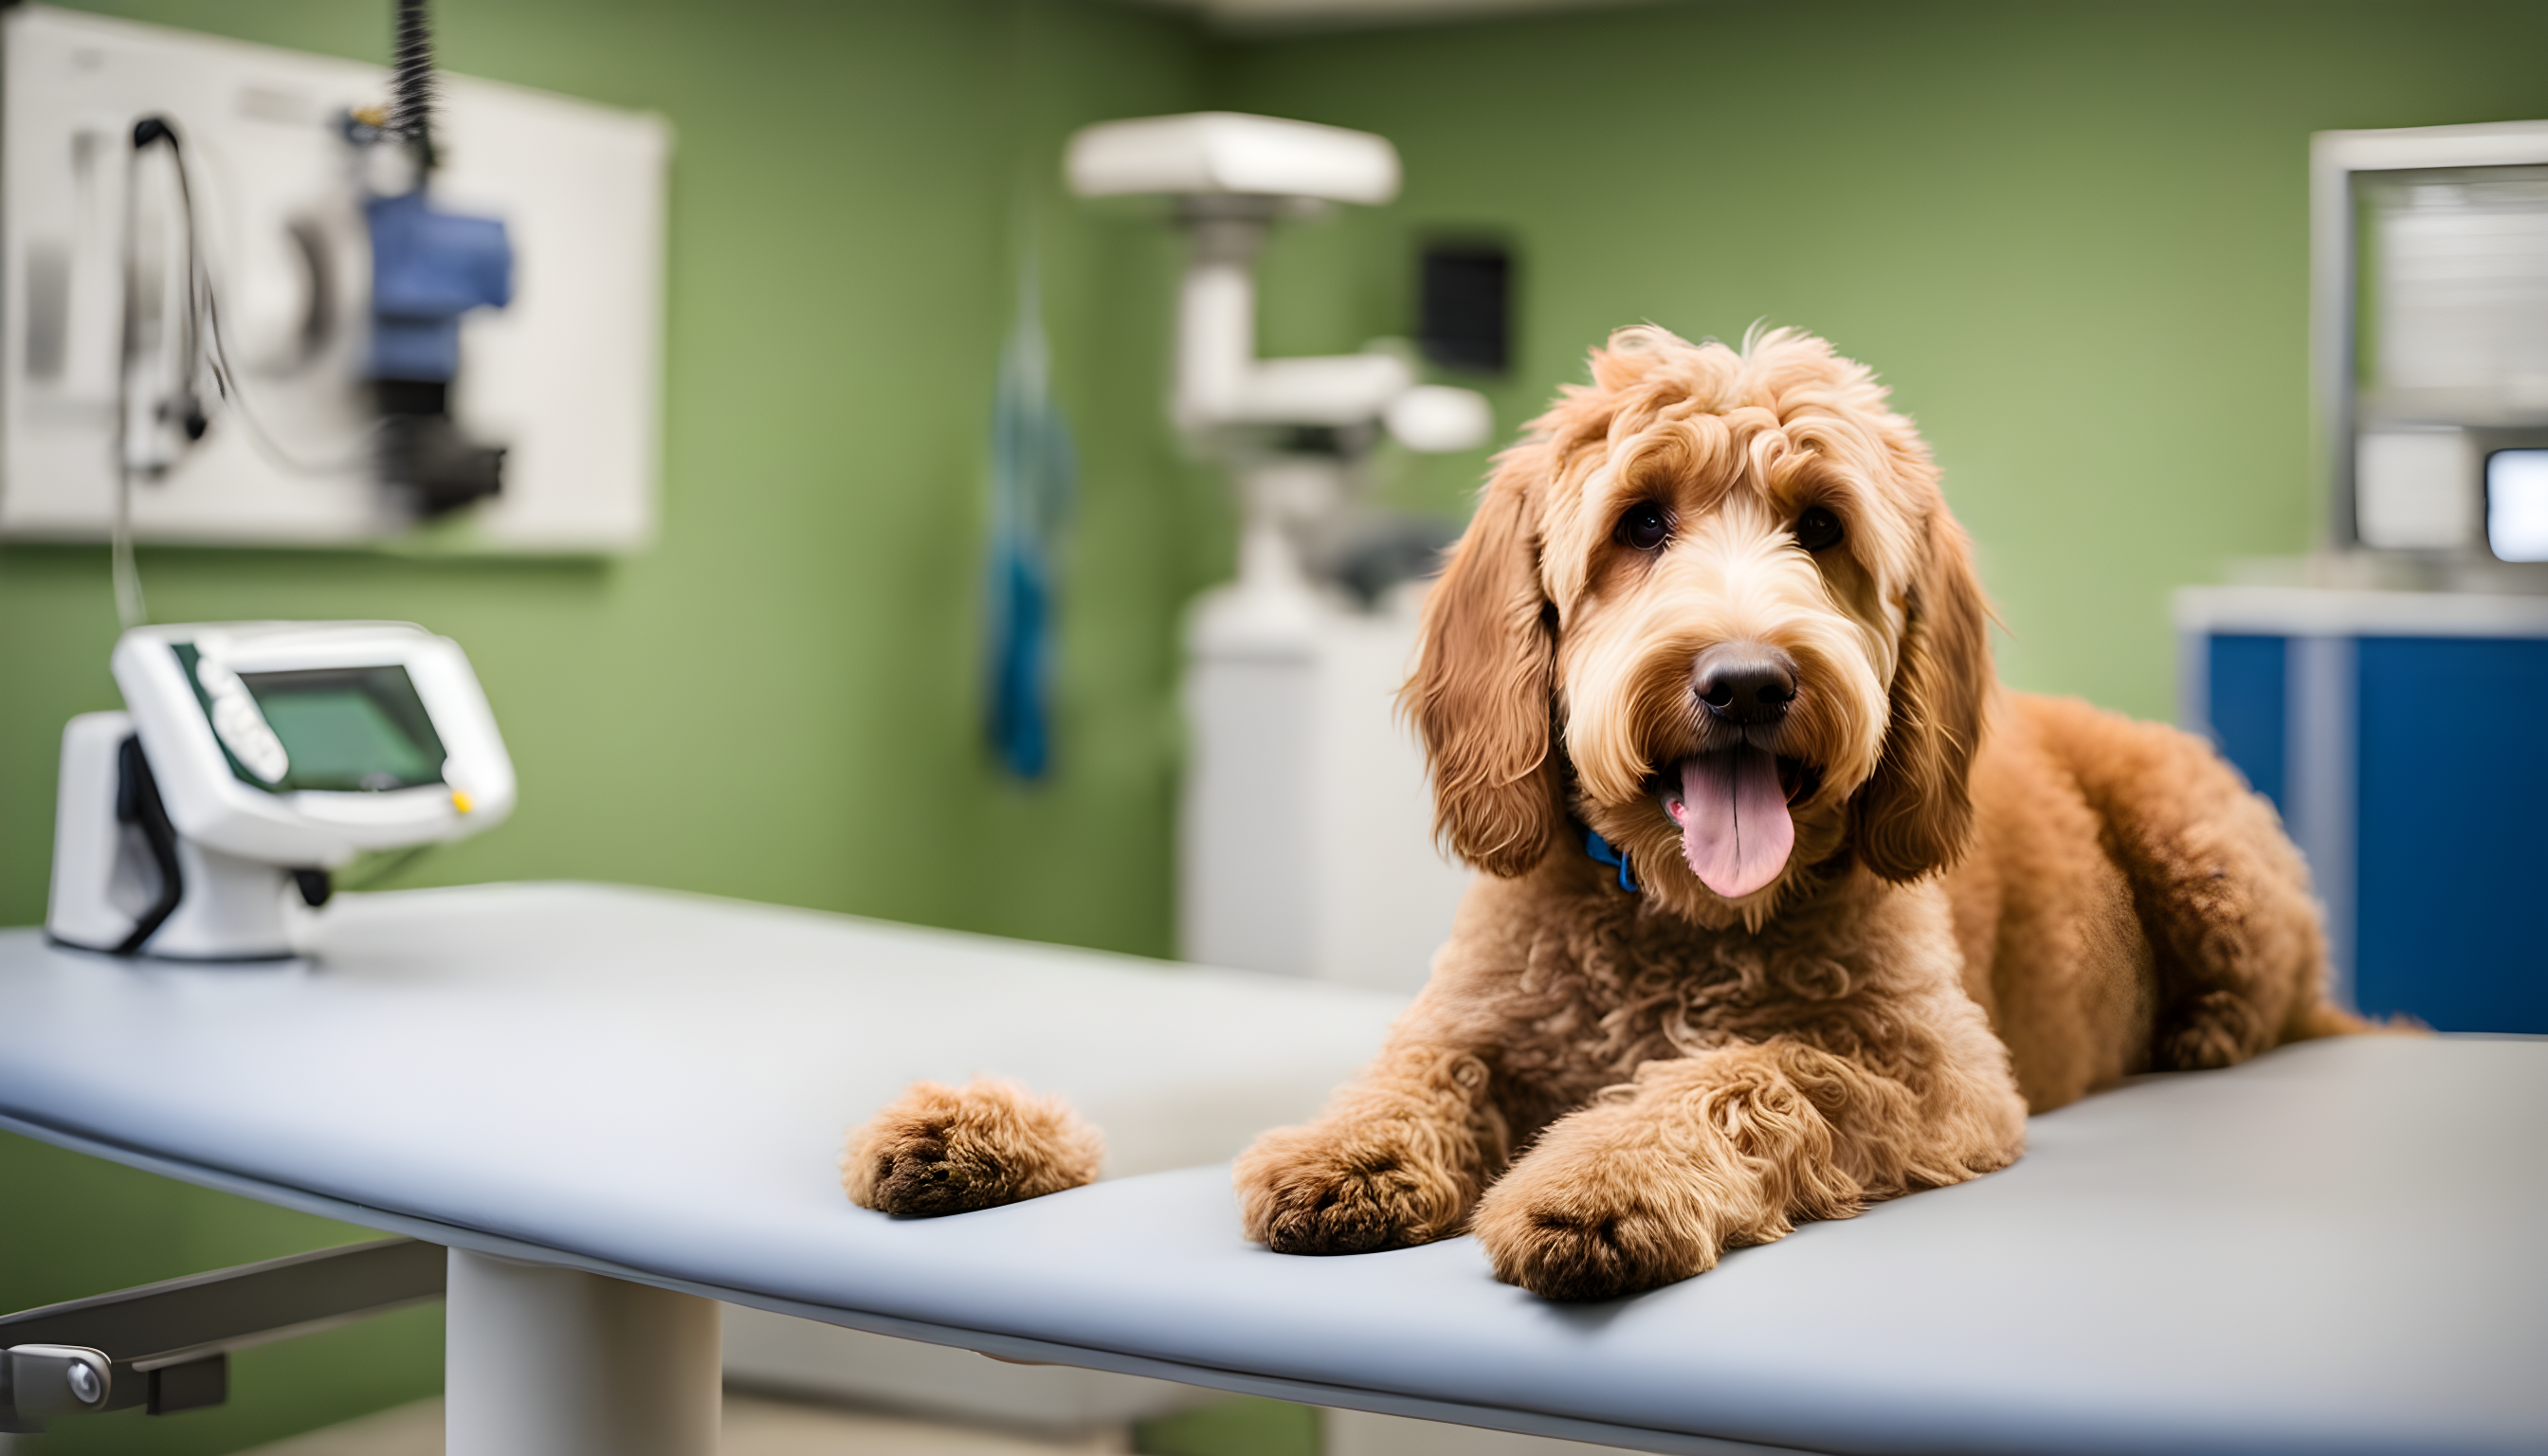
1405,449,1563,877
1850,505,1992,882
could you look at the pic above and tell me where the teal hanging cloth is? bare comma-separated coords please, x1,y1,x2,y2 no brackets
984,255,1074,779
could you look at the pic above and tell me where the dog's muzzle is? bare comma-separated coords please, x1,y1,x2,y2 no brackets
1662,643,1805,900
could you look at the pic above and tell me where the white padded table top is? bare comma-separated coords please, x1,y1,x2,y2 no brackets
1,883,2541,1456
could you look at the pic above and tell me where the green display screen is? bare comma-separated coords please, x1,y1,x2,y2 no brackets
237,665,448,792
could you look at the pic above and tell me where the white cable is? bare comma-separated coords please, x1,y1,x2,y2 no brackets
111,470,147,629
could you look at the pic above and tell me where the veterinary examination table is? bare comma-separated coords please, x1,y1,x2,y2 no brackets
1,884,2541,1456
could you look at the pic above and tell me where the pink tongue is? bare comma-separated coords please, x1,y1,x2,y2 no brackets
1672,748,1794,899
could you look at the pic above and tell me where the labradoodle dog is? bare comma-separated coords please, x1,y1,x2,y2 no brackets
845,325,2363,1301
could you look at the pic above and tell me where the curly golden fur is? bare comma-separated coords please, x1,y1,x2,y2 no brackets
842,1077,1102,1217
1231,325,2359,1300
845,325,2360,1301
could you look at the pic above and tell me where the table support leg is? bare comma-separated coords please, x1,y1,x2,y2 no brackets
444,1249,719,1456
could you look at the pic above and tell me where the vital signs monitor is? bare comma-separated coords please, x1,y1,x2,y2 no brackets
47,621,515,960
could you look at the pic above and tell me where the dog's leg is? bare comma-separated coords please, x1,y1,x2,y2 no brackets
1234,1041,1515,1255
1470,1032,2023,1301
842,1077,1103,1217
2122,795,2353,1069
2031,699,2362,1068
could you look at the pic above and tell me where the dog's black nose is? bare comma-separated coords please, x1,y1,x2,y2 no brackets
1694,645,1798,725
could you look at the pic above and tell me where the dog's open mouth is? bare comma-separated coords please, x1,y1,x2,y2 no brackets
1655,750,1819,900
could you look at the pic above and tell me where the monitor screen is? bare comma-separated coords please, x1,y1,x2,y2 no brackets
2357,166,2548,426
234,664,448,792
2488,449,2548,562
2349,164,2548,553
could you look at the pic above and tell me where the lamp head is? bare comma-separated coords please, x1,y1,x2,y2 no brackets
1065,112,1400,208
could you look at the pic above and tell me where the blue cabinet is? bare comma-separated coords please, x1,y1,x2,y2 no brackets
2178,588,2548,1032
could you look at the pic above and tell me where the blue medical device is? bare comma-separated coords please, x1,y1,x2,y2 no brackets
357,0,513,517
366,189,512,385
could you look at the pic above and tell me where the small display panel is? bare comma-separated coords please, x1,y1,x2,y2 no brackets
2488,449,2548,562
231,665,446,792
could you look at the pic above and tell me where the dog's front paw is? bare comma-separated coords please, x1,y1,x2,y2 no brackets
1469,1132,1719,1301
1471,1191,1707,1301
841,1078,1102,1217
1234,1124,1468,1255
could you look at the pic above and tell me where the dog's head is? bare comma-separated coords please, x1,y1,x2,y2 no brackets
1406,325,1992,925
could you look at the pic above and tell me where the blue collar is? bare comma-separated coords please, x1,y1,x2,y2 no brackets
1579,823,1639,894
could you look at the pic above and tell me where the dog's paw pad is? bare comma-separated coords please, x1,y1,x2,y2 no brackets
1236,1138,1444,1255
1258,1174,1410,1253
841,1078,1102,1217
860,1133,982,1217
1474,1192,1710,1301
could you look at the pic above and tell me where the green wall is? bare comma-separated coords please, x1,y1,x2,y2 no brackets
5,2,2546,1451
1220,0,2548,720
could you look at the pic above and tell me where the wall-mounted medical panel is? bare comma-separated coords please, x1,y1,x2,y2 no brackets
2312,120,2548,567
0,5,669,552
2176,586,2548,1032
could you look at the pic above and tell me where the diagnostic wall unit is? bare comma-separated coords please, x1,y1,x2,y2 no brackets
2177,586,2548,1032
2314,119,2548,565
0,6,668,552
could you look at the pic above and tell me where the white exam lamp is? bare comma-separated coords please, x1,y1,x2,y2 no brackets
1067,112,1492,595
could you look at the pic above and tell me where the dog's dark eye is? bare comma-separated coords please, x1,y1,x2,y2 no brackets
1793,505,1845,553
1615,502,1669,552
